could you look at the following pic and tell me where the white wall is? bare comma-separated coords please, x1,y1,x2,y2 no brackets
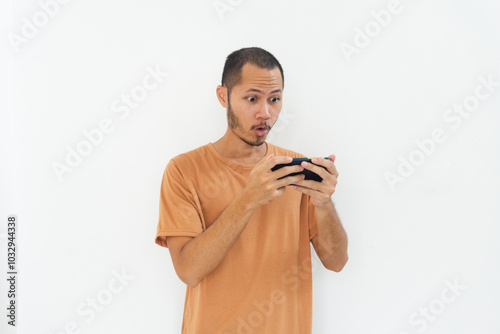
1,0,499,333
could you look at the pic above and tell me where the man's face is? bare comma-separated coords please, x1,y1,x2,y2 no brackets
225,63,283,147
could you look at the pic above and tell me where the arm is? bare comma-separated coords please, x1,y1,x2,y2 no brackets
292,155,349,272
167,191,256,288
167,154,305,288
311,199,348,272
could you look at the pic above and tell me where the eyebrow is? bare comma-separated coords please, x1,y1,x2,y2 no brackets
245,88,282,94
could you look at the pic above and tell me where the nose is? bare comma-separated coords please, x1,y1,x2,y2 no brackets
256,100,271,120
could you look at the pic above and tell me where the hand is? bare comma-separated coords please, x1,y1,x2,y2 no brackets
291,154,338,208
240,154,306,209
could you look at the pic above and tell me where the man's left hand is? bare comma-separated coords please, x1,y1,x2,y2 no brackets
291,154,338,208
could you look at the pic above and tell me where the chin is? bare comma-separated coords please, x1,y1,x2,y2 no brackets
243,136,266,147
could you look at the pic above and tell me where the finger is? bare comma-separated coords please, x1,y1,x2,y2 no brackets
291,184,310,195
309,156,330,167
254,154,282,173
325,155,339,176
326,155,339,176
291,183,321,197
261,155,293,171
272,164,304,180
275,173,305,189
305,157,338,178
263,155,306,178
301,160,331,181
293,178,324,191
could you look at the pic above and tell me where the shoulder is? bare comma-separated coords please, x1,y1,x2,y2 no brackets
170,144,210,166
163,144,211,178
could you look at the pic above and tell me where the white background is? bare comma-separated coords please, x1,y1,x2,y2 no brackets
1,0,500,333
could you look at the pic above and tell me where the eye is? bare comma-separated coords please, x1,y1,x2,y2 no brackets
246,96,256,102
270,97,280,103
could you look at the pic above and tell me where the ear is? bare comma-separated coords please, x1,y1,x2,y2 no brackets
216,85,228,108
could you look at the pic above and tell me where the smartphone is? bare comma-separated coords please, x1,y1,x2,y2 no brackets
271,157,331,182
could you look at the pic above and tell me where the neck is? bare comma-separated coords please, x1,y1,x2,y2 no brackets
212,128,268,164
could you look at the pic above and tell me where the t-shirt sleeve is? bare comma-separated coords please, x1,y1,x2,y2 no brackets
307,194,318,240
155,158,204,248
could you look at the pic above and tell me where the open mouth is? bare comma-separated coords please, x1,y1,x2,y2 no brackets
254,127,268,135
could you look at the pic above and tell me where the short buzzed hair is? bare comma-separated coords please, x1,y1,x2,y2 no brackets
221,47,284,94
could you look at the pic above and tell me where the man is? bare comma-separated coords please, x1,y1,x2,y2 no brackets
155,47,348,334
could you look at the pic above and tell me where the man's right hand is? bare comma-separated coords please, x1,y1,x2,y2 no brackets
240,154,305,209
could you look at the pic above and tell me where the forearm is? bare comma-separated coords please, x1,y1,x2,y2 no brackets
314,200,348,271
177,191,257,287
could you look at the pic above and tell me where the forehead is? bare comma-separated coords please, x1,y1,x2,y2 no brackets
234,63,283,93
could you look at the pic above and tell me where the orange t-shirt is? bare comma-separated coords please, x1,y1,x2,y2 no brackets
155,141,318,334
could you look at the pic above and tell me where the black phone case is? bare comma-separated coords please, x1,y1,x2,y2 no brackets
271,157,331,182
